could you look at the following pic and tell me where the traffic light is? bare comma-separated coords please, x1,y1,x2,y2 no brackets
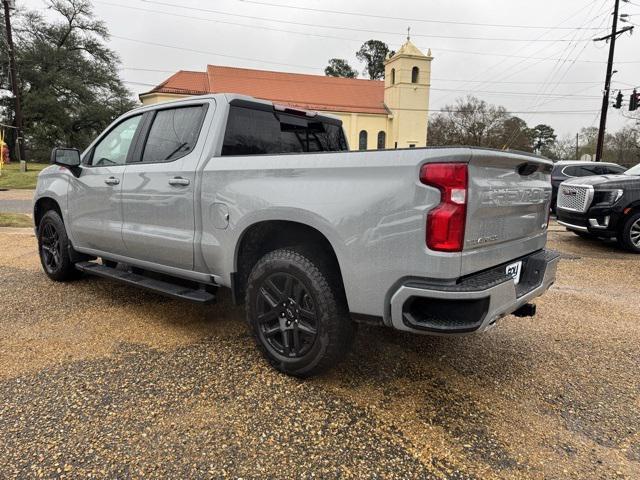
631,90,639,112
614,90,623,109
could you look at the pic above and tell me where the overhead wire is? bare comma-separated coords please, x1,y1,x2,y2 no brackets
502,0,609,148
98,0,601,43
120,67,613,84
226,0,613,31
529,0,608,108
93,0,640,72
93,0,634,125
111,36,323,72
428,0,605,107
122,70,604,99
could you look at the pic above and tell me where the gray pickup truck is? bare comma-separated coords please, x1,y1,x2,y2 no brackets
34,94,559,376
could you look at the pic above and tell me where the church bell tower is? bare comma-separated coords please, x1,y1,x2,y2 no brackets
384,34,433,148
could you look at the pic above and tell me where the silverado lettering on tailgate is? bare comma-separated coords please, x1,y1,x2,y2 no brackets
479,188,550,207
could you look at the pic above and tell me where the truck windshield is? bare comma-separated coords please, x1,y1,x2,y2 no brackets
625,163,640,176
222,105,348,156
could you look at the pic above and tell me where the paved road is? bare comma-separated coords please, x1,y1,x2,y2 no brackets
0,189,34,214
0,229,639,479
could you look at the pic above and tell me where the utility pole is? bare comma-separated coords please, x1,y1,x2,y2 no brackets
594,0,633,162
2,0,25,162
575,133,579,159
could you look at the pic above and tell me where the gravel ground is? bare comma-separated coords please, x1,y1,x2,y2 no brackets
0,227,638,479
0,189,35,214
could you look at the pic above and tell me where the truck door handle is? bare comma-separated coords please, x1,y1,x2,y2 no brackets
168,176,190,186
104,177,120,186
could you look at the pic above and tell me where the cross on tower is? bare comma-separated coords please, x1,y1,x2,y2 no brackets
407,26,411,42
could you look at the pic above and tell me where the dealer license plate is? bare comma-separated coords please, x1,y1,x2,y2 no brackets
506,261,523,285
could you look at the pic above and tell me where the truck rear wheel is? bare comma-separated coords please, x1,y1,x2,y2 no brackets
245,248,354,377
37,210,82,281
618,212,640,253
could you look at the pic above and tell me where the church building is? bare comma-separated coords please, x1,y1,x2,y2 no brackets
139,40,433,150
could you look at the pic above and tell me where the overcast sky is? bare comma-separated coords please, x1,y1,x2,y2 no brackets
20,0,640,138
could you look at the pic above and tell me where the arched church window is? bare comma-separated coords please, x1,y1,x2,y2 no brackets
391,68,396,85
377,131,386,150
359,130,368,150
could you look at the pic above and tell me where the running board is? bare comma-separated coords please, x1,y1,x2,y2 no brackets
75,261,216,304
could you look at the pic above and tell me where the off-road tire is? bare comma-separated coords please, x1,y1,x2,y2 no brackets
245,247,355,377
37,210,82,281
617,212,640,253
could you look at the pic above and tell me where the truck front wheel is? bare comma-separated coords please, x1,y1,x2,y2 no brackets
618,212,640,253
245,248,355,377
37,210,82,281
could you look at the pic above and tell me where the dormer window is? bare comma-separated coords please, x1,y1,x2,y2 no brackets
411,67,419,84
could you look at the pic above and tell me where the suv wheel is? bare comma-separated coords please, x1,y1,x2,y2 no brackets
37,210,82,281
618,212,640,253
245,248,355,377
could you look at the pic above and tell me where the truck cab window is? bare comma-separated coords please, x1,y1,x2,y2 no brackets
141,106,206,163
222,106,347,156
90,115,142,166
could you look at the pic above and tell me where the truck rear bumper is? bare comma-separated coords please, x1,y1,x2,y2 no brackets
387,250,560,335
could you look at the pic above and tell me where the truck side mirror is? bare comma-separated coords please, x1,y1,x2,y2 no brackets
51,148,81,167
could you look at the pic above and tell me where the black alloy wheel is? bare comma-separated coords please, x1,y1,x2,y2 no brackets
37,210,82,281
245,248,355,377
40,222,61,274
255,272,319,359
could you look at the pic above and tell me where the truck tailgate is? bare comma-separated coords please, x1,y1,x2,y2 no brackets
462,150,552,276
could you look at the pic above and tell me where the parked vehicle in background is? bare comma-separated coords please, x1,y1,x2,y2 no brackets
551,161,626,213
33,94,559,377
557,163,640,253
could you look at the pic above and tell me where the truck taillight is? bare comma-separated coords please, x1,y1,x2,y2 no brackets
420,163,468,252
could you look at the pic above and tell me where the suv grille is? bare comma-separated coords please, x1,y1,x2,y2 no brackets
557,184,592,213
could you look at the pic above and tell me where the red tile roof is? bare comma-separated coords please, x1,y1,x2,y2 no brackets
144,65,388,115
149,70,210,96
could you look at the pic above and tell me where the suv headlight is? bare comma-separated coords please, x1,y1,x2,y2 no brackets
593,189,623,206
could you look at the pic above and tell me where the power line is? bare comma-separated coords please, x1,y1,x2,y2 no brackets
434,79,604,85
427,45,638,64
499,0,609,149
529,0,610,110
121,67,612,85
122,75,603,98
97,1,367,45
96,2,640,65
100,1,599,43
432,88,601,98
111,36,323,72
430,1,607,106
228,0,611,31
118,83,602,116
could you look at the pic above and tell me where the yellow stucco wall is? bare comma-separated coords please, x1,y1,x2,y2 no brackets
139,93,188,105
329,112,390,150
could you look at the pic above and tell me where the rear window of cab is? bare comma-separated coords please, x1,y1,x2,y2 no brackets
221,105,348,156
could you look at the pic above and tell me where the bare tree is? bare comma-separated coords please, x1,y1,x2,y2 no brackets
428,96,534,151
